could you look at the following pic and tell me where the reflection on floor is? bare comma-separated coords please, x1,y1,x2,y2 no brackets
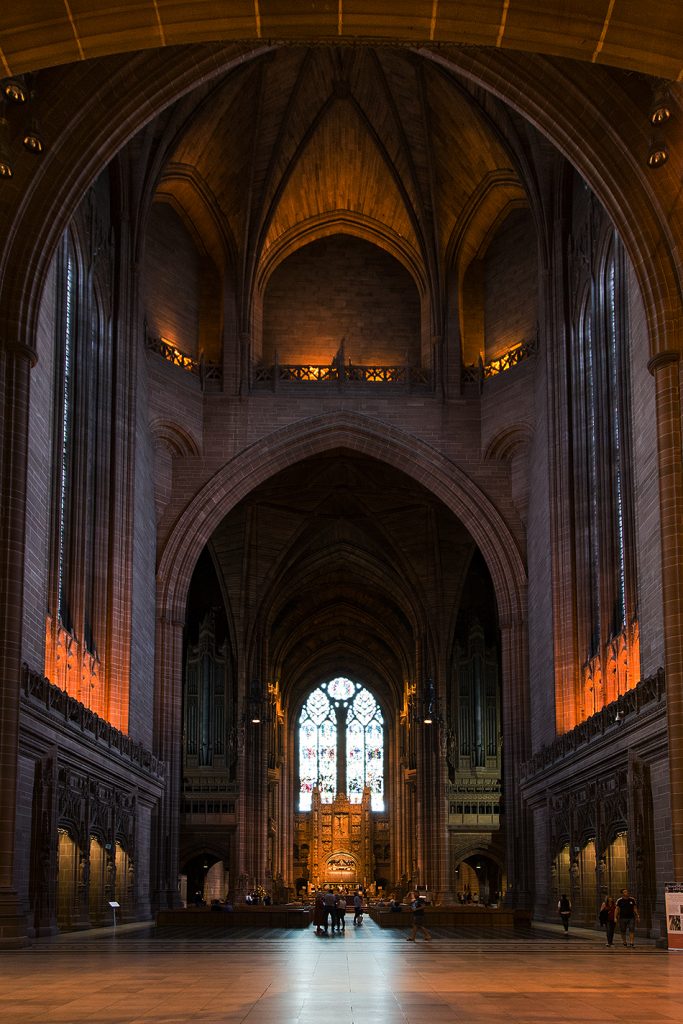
0,919,678,1023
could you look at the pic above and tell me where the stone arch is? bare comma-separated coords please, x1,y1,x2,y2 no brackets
157,411,527,628
446,171,529,367
256,212,427,297
420,48,681,361
3,5,680,78
483,424,534,463
149,419,201,458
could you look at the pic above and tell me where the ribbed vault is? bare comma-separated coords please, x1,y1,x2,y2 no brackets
208,451,479,714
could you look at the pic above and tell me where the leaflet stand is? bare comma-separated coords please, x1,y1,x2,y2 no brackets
108,900,120,929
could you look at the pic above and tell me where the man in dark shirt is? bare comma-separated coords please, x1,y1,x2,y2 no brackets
615,887,639,947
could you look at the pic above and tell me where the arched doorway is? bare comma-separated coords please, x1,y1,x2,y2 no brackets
181,852,226,907
456,854,502,906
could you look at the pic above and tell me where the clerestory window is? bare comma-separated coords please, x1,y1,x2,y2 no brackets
298,677,384,812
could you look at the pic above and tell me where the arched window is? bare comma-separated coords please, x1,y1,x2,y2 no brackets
568,223,637,723
298,677,384,812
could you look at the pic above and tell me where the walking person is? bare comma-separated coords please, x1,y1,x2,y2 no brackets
558,893,571,935
353,891,363,926
323,889,336,933
406,891,431,941
599,896,617,946
335,892,347,931
615,887,639,947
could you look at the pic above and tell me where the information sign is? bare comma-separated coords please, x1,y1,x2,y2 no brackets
664,883,683,950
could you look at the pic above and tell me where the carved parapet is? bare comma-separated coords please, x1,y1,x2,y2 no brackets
520,669,665,780
21,664,166,781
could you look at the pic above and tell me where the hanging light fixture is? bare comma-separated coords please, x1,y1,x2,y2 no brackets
423,677,436,724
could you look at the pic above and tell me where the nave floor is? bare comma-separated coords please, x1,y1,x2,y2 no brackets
1,919,679,1024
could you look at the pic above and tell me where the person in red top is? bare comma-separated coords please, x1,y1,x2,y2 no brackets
599,895,617,946
615,887,639,947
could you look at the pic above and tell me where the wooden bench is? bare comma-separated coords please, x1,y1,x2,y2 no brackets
368,906,530,928
156,906,311,928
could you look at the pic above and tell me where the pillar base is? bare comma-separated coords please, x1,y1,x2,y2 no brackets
0,892,29,948
152,887,183,911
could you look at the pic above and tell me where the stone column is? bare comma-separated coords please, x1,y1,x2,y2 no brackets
500,618,532,907
0,342,32,946
649,352,683,880
153,615,184,908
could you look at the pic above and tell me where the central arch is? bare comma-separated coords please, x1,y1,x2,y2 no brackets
157,411,526,626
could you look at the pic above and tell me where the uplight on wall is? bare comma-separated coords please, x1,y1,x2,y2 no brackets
22,119,44,154
1,76,46,176
647,145,669,169
647,84,672,170
2,76,27,104
0,117,12,177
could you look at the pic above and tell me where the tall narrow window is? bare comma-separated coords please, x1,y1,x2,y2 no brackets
607,254,627,631
57,244,76,630
570,223,637,723
584,307,601,656
298,677,384,811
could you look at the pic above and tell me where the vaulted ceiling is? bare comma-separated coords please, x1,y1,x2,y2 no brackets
155,46,524,305
1,2,681,79
206,453,487,707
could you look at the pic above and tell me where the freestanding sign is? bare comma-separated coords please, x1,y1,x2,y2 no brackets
664,883,683,950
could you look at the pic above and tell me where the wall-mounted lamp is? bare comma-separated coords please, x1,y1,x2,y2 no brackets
22,119,44,155
2,76,28,103
0,117,12,178
647,85,672,169
647,145,669,169
649,84,672,127
615,709,625,724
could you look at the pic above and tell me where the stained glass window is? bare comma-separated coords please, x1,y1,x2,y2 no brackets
298,677,384,811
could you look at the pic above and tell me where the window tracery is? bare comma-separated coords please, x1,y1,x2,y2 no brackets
298,677,384,811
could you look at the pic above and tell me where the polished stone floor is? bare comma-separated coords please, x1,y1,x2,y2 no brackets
1,919,680,1023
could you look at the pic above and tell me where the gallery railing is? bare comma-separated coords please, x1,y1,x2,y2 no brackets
462,335,537,388
252,359,433,391
145,333,222,390
520,668,665,780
